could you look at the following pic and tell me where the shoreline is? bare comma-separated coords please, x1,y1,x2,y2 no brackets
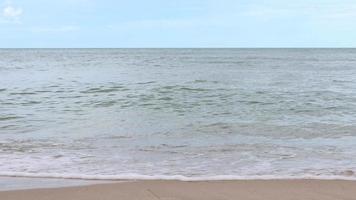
0,176,111,192
1,180,356,200
2,174,356,191
1,173,356,181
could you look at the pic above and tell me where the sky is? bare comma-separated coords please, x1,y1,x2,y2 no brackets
1,0,356,48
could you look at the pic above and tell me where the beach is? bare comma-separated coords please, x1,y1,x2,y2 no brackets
1,180,356,200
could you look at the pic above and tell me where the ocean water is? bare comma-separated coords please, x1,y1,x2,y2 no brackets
1,48,356,181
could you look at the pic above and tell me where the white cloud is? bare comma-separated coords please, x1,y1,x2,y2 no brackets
2,5,22,18
1,4,23,24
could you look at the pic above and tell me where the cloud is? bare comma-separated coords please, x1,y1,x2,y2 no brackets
2,5,22,18
1,5,23,23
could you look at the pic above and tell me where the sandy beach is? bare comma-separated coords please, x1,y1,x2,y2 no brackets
1,180,356,200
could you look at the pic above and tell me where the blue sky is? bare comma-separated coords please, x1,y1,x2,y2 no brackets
1,0,356,48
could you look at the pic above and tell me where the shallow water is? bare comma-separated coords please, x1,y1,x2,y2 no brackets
0,177,108,191
1,49,356,181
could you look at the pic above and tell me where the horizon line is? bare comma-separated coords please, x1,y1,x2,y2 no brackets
1,47,356,49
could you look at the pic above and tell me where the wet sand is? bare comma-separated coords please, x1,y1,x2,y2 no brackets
1,180,356,200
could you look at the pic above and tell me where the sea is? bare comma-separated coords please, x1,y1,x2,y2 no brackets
1,49,356,187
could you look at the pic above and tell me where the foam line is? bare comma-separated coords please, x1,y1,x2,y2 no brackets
1,172,356,181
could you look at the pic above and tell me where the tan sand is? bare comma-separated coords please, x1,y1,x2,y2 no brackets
1,180,356,200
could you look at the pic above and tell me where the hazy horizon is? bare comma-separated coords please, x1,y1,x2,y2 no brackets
1,47,356,49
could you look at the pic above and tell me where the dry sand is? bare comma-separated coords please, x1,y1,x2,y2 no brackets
1,180,356,200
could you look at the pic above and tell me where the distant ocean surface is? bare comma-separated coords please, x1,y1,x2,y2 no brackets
1,48,356,181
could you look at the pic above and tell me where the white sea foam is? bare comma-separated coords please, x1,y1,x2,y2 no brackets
1,172,356,181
